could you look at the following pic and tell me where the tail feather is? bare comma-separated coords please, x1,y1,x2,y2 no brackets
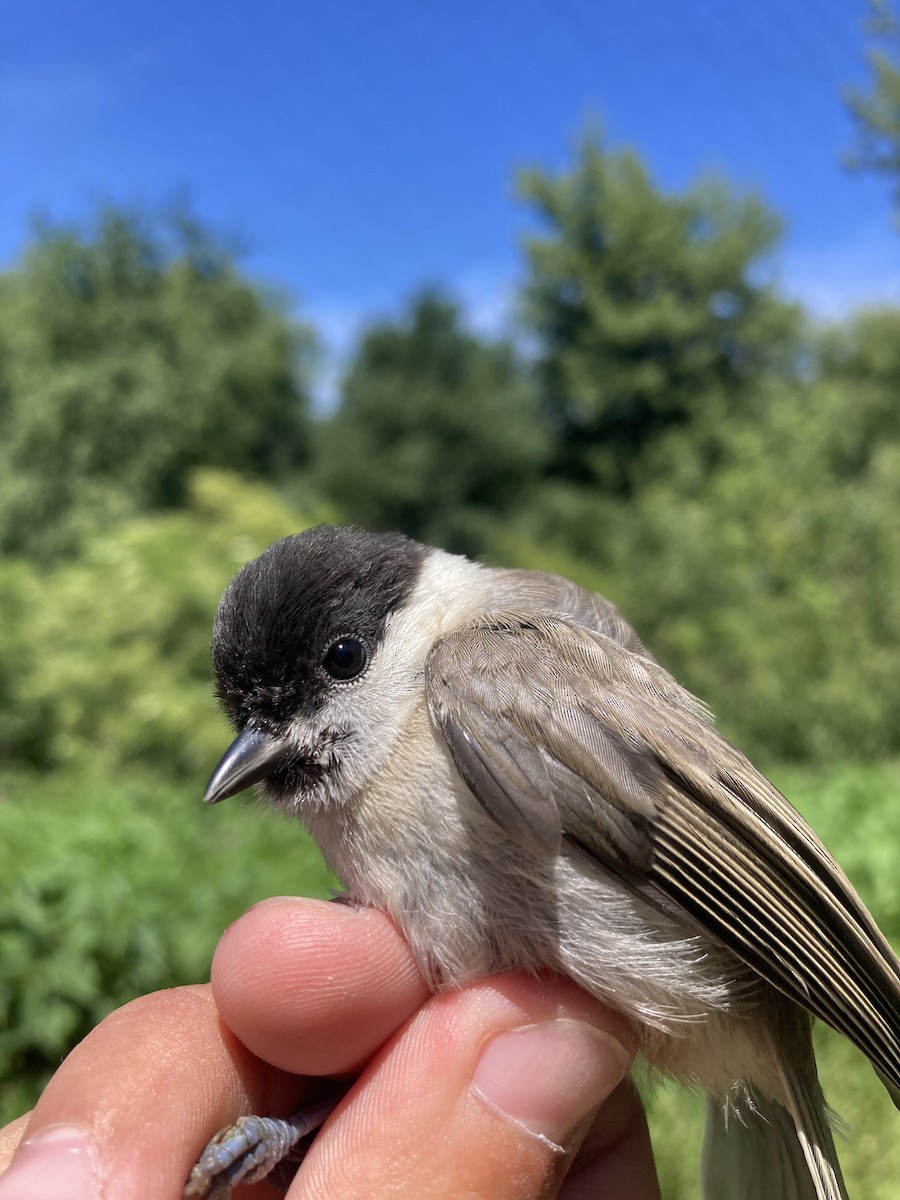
875,1066,900,1113
701,1084,847,1200
781,1079,848,1200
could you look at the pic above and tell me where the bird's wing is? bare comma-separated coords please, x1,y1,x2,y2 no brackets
485,566,659,660
424,613,900,1088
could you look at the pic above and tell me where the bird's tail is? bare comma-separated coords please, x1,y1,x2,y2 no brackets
701,1078,848,1200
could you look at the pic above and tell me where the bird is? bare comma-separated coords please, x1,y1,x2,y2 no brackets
188,523,900,1200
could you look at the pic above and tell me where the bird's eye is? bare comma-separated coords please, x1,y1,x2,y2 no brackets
322,638,368,681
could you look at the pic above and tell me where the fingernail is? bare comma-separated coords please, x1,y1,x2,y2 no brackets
471,1019,631,1151
0,1125,101,1200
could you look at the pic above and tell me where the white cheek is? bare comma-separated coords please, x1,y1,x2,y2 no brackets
294,549,492,801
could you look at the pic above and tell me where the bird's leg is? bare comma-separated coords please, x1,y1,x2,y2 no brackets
183,1096,340,1200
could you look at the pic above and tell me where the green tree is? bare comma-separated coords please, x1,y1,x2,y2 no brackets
518,136,801,496
848,1,900,220
0,208,315,561
817,307,900,451
315,290,547,554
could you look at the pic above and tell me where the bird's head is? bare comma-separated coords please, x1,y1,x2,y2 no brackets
203,524,483,814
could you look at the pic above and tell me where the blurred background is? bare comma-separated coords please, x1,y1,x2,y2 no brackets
2,1,900,1193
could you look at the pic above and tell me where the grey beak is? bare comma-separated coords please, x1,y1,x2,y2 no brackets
203,726,288,805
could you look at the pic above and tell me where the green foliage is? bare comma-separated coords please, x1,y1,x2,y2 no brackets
847,1,900,220
518,136,801,494
0,769,334,1125
0,470,333,774
819,304,900,402
0,208,315,562
315,290,547,555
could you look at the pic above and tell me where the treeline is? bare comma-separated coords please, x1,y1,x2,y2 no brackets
2,134,899,770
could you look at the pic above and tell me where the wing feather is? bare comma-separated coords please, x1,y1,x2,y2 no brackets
425,612,900,1089
440,710,561,857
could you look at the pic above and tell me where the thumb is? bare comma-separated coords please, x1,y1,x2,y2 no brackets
293,971,637,1199
470,1014,633,1153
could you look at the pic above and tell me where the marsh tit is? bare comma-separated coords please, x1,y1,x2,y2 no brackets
189,525,900,1200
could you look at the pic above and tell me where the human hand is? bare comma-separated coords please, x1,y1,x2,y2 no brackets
0,898,660,1199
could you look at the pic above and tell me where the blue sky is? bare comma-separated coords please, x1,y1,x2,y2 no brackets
3,0,899,373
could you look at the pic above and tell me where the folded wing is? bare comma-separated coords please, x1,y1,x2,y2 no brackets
425,611,900,1091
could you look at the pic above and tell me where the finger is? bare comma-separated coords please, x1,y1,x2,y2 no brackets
211,898,430,1075
561,1079,661,1200
292,971,640,1200
0,986,299,1200
0,1115,30,1174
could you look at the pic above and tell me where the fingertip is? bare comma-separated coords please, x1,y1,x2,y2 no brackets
471,1019,632,1151
478,971,638,1059
211,898,430,1076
